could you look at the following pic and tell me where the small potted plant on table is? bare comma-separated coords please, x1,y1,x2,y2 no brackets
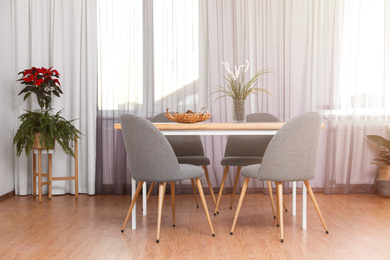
212,59,271,123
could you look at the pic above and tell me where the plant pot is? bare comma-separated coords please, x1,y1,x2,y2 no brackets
378,166,390,180
232,99,246,123
375,179,390,197
33,133,55,150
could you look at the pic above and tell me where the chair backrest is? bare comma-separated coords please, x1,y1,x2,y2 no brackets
120,114,182,182
257,112,322,182
151,113,205,157
224,113,280,157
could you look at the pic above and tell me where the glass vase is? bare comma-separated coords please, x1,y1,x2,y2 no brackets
232,99,246,123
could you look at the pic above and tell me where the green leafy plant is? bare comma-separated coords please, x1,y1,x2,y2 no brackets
367,126,390,166
13,110,81,157
212,59,272,101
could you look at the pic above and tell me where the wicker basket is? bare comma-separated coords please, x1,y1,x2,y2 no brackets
165,107,211,123
33,133,55,150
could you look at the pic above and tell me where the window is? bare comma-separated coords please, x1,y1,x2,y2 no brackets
97,0,201,116
336,0,389,114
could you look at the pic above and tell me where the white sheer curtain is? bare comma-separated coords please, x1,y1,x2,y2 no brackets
318,0,390,193
201,0,390,194
96,0,203,194
97,0,390,194
12,0,97,195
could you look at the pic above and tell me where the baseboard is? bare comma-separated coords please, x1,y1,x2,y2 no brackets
0,190,15,201
152,185,328,195
99,183,377,196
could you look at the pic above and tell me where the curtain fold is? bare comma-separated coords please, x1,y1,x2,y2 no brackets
96,0,203,194
12,0,97,195
319,0,390,194
202,0,390,194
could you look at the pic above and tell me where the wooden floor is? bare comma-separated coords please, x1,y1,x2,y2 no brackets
1,192,390,260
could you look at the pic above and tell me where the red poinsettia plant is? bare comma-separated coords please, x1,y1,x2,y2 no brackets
17,67,63,110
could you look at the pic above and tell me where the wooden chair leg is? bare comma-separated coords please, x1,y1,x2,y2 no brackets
146,182,155,202
275,182,280,227
230,177,249,235
156,182,166,243
276,181,284,243
214,166,229,215
304,180,328,234
121,181,144,232
283,200,287,212
195,178,215,237
267,181,276,218
203,166,217,206
230,166,242,209
190,179,199,208
171,182,176,227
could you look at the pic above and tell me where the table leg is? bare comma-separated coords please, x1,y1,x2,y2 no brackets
292,181,296,216
132,178,136,229
302,182,307,229
143,182,147,216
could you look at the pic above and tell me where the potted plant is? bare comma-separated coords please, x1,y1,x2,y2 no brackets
367,126,390,197
212,59,271,123
14,109,81,157
14,67,81,157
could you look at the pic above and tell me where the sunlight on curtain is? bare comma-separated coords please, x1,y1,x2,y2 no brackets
202,0,390,194
97,0,143,111
337,0,387,113
153,0,200,110
96,0,202,194
98,0,201,116
319,0,390,193
97,0,390,195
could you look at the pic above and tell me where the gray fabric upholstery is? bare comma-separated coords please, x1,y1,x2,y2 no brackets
240,164,261,179
177,156,210,166
120,114,204,182
220,156,262,166
222,113,280,165
241,112,322,182
151,113,209,163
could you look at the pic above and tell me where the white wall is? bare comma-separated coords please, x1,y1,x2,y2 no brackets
0,0,15,196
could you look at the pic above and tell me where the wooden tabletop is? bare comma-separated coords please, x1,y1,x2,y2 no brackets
114,122,324,130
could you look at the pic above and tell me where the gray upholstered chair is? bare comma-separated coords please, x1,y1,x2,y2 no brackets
214,113,282,216
149,113,216,207
230,112,328,242
120,114,215,243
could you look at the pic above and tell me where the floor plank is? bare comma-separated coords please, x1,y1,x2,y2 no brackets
0,193,389,259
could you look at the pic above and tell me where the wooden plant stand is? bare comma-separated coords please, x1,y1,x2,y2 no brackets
32,138,78,202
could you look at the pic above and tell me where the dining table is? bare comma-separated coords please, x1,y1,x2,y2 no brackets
114,121,324,230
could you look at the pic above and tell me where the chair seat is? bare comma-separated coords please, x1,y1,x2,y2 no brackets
221,156,262,166
178,164,205,180
241,164,262,178
177,156,210,166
